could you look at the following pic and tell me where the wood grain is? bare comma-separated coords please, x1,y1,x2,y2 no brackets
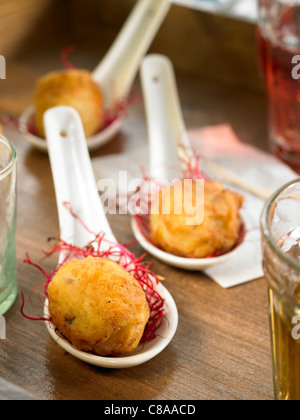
70,0,263,93
0,0,263,92
0,44,273,400
0,0,61,57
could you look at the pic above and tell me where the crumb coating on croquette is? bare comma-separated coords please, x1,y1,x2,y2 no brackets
150,180,244,258
34,69,103,138
48,256,150,356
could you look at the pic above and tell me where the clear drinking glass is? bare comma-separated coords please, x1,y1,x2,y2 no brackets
261,178,300,400
0,135,17,315
257,0,300,171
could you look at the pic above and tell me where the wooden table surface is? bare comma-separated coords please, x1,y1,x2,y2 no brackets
0,49,274,400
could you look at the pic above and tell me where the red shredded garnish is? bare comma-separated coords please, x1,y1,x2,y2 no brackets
60,45,76,70
22,203,165,344
177,145,211,182
20,292,50,322
101,95,141,130
0,94,140,140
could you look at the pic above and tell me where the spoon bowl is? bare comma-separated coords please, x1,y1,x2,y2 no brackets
134,54,246,271
20,105,125,152
21,0,171,152
44,105,178,368
43,279,178,369
131,216,246,272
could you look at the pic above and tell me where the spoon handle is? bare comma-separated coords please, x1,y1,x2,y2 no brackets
141,54,191,181
44,107,117,262
93,0,171,107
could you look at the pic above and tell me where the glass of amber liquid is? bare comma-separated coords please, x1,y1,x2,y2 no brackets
257,0,300,171
261,178,300,400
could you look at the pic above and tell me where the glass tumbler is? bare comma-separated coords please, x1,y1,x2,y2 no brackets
0,135,17,315
261,178,300,400
257,0,300,171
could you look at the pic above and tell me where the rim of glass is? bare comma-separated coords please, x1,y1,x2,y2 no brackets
0,135,17,180
261,178,300,273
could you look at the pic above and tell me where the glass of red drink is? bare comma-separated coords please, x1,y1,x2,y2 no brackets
257,0,300,171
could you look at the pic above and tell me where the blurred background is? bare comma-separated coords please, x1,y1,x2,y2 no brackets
0,0,268,164
173,0,257,22
0,0,261,114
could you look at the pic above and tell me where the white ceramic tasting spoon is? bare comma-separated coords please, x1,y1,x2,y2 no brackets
43,106,178,369
131,55,246,271
20,0,171,153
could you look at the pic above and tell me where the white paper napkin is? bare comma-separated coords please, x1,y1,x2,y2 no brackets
92,124,298,288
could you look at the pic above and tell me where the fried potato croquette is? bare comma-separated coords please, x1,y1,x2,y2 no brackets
34,69,103,138
48,256,150,356
150,180,244,259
